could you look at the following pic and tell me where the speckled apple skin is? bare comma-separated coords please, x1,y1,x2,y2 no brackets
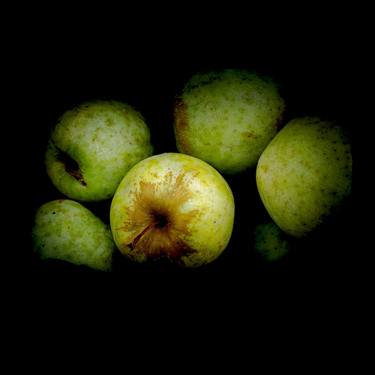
174,70,285,174
256,117,352,237
32,199,115,271
254,222,290,261
46,101,153,202
110,153,235,267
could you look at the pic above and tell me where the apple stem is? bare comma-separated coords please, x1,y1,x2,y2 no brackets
130,222,157,250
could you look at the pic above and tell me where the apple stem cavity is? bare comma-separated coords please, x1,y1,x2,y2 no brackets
152,212,169,228
129,212,169,250
55,145,87,186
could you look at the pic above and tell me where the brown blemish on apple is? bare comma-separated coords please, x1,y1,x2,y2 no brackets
174,98,191,152
119,171,199,263
274,105,286,130
243,131,257,139
261,164,269,173
56,145,87,186
68,169,87,186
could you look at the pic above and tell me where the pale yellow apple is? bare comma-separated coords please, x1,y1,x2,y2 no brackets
110,153,235,267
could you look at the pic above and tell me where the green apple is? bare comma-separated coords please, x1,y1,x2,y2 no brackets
32,199,115,271
46,100,153,202
174,69,285,174
256,117,352,237
110,153,235,267
254,222,290,261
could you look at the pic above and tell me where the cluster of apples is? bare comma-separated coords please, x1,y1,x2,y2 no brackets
32,69,352,271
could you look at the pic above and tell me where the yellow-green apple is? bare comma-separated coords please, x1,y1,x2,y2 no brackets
45,100,153,201
256,117,352,237
110,153,235,267
174,69,285,174
32,199,115,271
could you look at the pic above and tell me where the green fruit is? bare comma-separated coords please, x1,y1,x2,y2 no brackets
256,117,352,237
46,100,153,202
110,153,235,267
254,222,290,261
32,199,115,271
174,69,285,174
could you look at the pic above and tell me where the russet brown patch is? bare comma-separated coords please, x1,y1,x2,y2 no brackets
274,104,286,131
174,98,191,153
119,171,200,263
260,164,269,173
243,131,257,139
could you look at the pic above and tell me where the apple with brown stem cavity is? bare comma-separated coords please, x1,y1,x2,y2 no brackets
110,153,235,267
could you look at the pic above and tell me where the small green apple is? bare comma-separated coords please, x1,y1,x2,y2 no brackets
254,222,290,261
32,199,115,271
46,100,153,202
256,117,352,237
174,69,285,174
110,153,235,267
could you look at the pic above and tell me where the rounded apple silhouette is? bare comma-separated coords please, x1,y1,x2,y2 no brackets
254,222,290,261
45,100,153,202
174,69,285,174
110,153,235,267
32,199,115,271
256,117,352,237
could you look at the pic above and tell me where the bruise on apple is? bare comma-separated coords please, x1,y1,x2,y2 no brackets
174,99,191,153
119,172,199,263
54,144,87,186
274,105,286,130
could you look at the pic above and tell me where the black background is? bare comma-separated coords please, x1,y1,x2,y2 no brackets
11,9,358,312
1,12,365,370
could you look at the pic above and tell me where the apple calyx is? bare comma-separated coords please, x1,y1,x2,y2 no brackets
55,145,87,186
